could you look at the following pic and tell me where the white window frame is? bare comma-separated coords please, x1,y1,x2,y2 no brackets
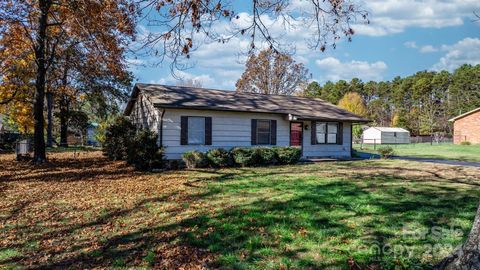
316,122,339,144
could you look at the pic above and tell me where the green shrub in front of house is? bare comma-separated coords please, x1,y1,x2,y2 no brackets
377,146,395,159
127,130,164,171
103,116,136,161
182,150,209,169
274,147,302,165
460,141,471,145
206,148,234,167
254,147,277,165
184,146,302,168
230,147,261,167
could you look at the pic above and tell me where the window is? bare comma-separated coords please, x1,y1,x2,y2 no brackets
316,123,326,144
257,120,271,145
327,123,338,144
188,117,205,144
315,122,339,144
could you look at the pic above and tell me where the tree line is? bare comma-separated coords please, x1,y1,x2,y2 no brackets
301,64,480,137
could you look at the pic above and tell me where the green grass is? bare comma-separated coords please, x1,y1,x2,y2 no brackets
354,143,480,162
181,163,479,269
1,152,479,269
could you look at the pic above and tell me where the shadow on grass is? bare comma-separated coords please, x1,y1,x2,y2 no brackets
2,161,479,269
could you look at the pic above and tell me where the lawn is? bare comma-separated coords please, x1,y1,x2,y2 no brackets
354,143,480,162
1,151,480,269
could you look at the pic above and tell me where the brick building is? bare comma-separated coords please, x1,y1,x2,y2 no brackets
449,107,480,144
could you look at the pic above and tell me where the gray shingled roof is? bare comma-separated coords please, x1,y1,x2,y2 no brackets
124,83,370,122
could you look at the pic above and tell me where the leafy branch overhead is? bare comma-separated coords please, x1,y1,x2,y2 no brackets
138,0,368,70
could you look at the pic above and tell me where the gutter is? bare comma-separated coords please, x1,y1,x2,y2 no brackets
159,108,165,147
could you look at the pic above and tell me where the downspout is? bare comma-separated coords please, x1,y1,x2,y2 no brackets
159,108,165,147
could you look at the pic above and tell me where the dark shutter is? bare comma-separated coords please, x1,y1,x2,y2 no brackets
270,120,277,145
205,117,212,145
251,119,257,145
180,116,188,145
311,121,316,145
337,122,343,145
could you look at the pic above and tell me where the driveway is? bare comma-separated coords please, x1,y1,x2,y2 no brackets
356,152,480,168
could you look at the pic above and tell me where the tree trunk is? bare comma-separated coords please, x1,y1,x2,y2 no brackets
59,97,69,147
434,203,480,270
32,0,51,163
46,91,53,147
58,54,70,147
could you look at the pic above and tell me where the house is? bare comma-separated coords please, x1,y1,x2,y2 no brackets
362,127,410,144
449,107,480,144
124,84,370,160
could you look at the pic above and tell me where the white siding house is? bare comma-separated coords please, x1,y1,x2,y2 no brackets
125,84,368,160
362,127,410,144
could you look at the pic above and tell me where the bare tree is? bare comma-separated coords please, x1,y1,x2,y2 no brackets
236,48,308,95
137,0,368,72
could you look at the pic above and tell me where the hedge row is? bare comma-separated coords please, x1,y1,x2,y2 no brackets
103,116,163,171
182,146,302,169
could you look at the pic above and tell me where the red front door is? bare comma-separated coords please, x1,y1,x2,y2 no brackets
290,122,303,146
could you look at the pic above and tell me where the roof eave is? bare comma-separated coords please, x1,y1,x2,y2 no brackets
154,104,371,123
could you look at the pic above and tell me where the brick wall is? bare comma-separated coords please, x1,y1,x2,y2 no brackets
453,110,480,144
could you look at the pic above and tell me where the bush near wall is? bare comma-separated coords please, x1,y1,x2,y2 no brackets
182,146,302,169
103,116,136,161
206,148,234,168
103,116,163,171
127,130,164,171
182,151,209,169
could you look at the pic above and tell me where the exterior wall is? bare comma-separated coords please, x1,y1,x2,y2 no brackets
453,111,480,144
129,93,160,134
160,108,351,160
381,132,410,144
362,128,381,144
129,93,161,144
301,121,352,158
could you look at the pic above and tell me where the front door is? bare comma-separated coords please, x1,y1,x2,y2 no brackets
290,122,303,147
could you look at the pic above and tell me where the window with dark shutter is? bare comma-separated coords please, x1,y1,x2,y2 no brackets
252,119,276,145
205,117,212,145
270,120,277,145
251,119,257,145
188,117,205,144
257,120,271,145
181,116,211,145
314,122,340,144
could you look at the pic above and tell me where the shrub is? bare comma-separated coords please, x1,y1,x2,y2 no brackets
460,141,471,145
127,130,164,171
182,151,209,169
231,147,260,167
206,148,233,167
274,147,302,164
254,147,277,165
377,146,395,159
103,116,136,160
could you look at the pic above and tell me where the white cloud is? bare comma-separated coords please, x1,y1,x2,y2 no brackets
315,57,388,82
405,41,439,53
153,71,215,88
419,45,438,53
354,0,480,36
404,41,417,49
432,37,480,71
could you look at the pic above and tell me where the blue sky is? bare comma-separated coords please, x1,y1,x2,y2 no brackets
130,0,480,90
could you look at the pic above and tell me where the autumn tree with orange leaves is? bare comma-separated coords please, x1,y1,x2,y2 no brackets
0,0,136,162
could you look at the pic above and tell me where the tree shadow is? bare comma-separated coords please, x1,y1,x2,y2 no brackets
1,154,479,269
